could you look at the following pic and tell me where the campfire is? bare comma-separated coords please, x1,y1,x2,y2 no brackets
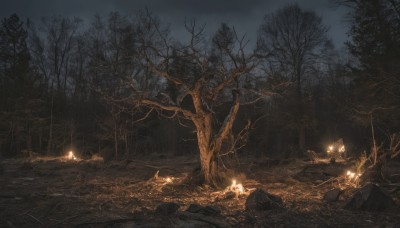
228,179,245,196
326,138,346,160
149,170,178,192
66,151,79,161
218,178,253,199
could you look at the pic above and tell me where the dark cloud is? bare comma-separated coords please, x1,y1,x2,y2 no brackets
0,0,349,48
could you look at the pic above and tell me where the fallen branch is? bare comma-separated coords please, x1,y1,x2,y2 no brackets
312,177,340,188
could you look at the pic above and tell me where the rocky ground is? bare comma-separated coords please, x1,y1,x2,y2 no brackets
0,154,399,227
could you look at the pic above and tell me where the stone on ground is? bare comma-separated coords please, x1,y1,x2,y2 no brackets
345,183,396,211
323,188,342,202
155,202,180,215
245,188,283,211
186,204,221,216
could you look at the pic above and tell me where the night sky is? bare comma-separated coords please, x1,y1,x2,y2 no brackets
0,0,349,49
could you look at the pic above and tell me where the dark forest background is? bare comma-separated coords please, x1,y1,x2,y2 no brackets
1,0,399,161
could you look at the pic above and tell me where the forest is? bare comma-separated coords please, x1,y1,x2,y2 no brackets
1,0,400,227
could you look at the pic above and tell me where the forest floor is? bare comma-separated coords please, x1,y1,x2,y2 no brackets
0,154,400,227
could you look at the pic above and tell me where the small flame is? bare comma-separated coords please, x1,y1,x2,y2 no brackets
327,145,334,153
165,177,173,183
346,170,362,186
229,179,245,196
68,151,77,160
347,170,355,178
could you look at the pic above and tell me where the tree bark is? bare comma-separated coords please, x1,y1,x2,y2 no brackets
193,91,240,187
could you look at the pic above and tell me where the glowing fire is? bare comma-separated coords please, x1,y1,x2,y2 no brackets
228,179,245,197
165,177,173,183
153,171,175,185
345,170,362,186
67,151,77,160
327,145,345,153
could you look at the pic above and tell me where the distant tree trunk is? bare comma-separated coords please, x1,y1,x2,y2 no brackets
47,91,54,155
9,122,14,154
298,125,305,156
27,122,32,156
39,128,42,154
125,135,128,157
114,118,118,159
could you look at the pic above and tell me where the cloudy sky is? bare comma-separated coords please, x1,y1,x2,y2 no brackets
1,0,350,49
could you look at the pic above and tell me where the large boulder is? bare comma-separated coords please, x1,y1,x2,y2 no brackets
155,202,180,215
323,188,343,202
345,183,396,211
186,204,221,216
245,189,283,211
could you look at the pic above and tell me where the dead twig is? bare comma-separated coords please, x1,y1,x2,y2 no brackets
48,215,80,227
26,213,43,225
312,177,340,188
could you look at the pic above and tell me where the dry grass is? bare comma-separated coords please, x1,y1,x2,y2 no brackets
0,155,399,227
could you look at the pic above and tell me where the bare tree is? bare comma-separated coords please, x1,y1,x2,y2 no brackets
257,4,329,153
124,12,258,187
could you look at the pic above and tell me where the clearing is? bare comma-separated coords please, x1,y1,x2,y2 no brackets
0,155,399,227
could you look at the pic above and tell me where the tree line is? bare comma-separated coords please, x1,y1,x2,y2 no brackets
1,1,399,184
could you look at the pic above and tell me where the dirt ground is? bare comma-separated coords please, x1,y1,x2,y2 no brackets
0,154,399,227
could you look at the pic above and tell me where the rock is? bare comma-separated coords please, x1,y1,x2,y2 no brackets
186,204,203,213
345,183,396,211
186,204,221,216
323,188,342,202
155,202,180,215
177,211,230,227
202,206,221,216
223,191,236,200
245,189,283,211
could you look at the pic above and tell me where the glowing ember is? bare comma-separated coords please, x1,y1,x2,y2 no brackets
165,177,173,183
153,171,175,186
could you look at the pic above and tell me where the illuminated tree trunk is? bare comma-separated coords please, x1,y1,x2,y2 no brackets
194,113,220,186
193,91,240,187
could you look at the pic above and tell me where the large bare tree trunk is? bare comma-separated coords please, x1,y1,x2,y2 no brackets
193,91,240,187
198,137,219,186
